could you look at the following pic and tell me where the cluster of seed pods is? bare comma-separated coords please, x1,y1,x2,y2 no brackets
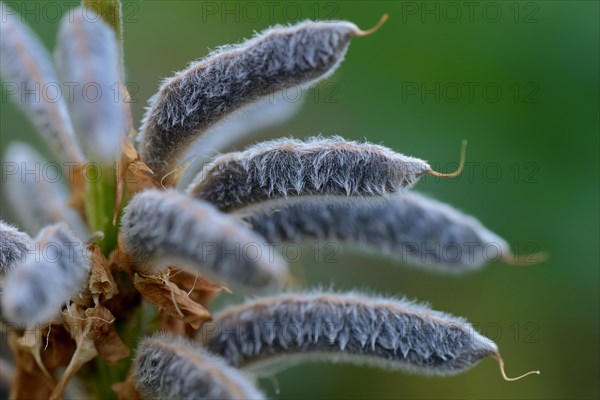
0,5,540,399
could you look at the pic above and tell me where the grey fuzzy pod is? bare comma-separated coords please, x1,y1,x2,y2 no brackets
120,189,288,293
134,334,266,400
139,19,364,179
55,7,125,163
187,137,432,212
3,143,88,237
0,221,31,276
241,192,509,271
0,4,85,165
1,223,91,326
203,291,497,375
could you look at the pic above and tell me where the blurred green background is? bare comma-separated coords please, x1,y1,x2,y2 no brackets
1,1,598,399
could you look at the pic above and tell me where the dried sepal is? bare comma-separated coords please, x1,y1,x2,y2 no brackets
241,192,518,271
133,333,266,400
11,329,55,386
139,17,386,182
55,7,126,163
84,306,130,364
168,268,225,308
120,189,289,293
1,223,91,326
114,137,160,225
52,304,128,399
40,323,78,371
187,137,461,211
52,304,100,400
133,272,212,329
3,143,88,237
8,333,54,400
0,4,85,166
73,242,119,309
0,220,31,276
5,322,77,399
88,243,118,302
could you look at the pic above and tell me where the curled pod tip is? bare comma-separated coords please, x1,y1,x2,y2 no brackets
501,250,548,266
493,353,540,381
120,189,289,293
425,139,468,178
354,13,390,37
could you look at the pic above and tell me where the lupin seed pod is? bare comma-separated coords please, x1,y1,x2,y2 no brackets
240,192,514,271
139,15,388,181
187,137,466,212
3,143,88,237
0,221,31,276
178,92,304,189
120,189,288,293
204,292,539,380
134,334,266,400
0,4,85,165
1,223,91,326
55,7,125,163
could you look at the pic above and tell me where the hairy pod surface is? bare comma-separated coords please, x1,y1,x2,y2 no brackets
0,221,31,276
0,4,85,165
55,7,125,163
120,189,288,292
1,223,91,326
134,334,266,400
241,192,509,271
3,143,88,237
204,292,498,375
139,19,366,180
187,137,432,211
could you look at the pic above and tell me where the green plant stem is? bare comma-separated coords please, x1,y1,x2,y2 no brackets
84,165,118,255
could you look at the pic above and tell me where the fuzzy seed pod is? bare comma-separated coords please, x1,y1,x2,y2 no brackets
0,4,85,165
204,291,495,374
55,7,125,163
1,223,91,326
134,334,266,400
187,137,464,212
240,192,510,271
204,292,539,380
0,221,31,276
139,16,387,180
3,143,88,237
178,92,304,188
120,189,288,292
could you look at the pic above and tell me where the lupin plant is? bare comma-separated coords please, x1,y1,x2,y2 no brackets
0,2,543,399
